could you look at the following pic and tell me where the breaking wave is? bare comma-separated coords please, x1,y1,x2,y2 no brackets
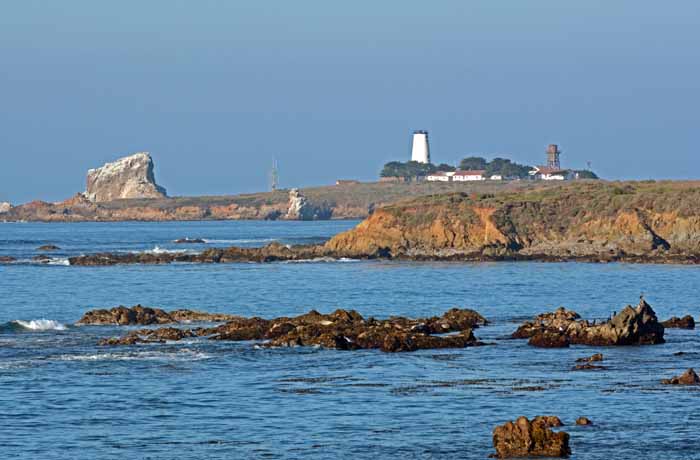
4,319,68,332
282,257,360,264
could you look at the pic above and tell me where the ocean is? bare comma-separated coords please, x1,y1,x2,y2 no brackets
1,220,699,459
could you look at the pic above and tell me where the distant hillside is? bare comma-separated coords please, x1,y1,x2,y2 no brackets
1,180,566,222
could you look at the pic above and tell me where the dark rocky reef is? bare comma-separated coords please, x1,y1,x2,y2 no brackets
96,307,488,352
661,368,700,385
513,300,665,347
0,256,16,263
492,416,571,458
661,315,695,329
68,242,347,266
77,305,238,325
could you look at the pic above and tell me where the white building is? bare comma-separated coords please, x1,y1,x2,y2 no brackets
425,171,455,182
410,130,430,164
529,166,573,181
452,170,486,181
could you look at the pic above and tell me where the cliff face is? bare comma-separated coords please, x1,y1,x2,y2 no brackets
325,182,700,261
86,152,167,202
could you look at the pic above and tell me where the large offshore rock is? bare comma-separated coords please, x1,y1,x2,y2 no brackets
513,300,665,346
661,368,700,385
492,416,571,458
85,152,167,202
286,188,332,220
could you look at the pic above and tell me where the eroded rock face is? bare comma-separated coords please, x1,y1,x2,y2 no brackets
77,305,237,325
513,300,665,346
97,307,487,352
661,315,695,329
286,188,332,220
0,202,12,213
86,152,167,202
661,368,700,385
492,416,571,458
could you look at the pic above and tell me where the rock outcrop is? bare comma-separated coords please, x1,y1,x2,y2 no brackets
85,152,167,202
324,183,700,263
97,307,488,352
661,368,700,385
661,315,695,329
77,305,238,325
286,188,332,220
576,417,592,426
492,416,571,458
0,202,12,213
513,300,665,346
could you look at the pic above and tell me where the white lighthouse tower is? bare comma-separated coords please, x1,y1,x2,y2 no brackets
410,130,430,164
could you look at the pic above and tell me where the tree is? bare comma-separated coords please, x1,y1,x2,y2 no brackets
459,156,487,171
436,163,456,172
380,161,436,178
485,158,532,178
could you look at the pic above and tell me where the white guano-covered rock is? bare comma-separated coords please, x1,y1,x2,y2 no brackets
85,152,167,202
0,202,12,213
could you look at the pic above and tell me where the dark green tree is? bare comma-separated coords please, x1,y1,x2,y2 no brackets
458,156,488,171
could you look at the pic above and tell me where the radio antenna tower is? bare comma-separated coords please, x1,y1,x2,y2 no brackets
270,158,279,191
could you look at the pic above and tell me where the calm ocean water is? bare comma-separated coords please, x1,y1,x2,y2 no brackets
1,221,699,459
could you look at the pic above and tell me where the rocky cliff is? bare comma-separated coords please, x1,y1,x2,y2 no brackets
324,182,700,262
85,152,167,202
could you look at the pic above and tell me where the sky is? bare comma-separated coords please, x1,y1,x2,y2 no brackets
1,0,699,203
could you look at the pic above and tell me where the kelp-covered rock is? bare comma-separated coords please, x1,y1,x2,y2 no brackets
492,416,571,458
513,300,664,346
77,305,237,325
97,307,487,352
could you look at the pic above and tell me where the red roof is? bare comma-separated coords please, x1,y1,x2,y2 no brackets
453,170,486,176
533,166,567,174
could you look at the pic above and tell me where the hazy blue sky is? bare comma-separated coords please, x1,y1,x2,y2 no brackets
1,1,699,203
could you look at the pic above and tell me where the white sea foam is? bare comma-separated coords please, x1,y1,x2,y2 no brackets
56,348,212,362
282,257,360,264
203,238,276,244
46,257,70,266
145,245,189,255
13,319,67,331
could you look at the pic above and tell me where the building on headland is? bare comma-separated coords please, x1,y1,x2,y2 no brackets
426,171,454,182
335,179,361,186
529,144,574,180
529,166,573,181
426,170,487,182
410,130,430,164
452,170,486,181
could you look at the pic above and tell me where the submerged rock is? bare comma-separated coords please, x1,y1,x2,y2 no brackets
661,368,700,385
513,300,665,346
661,315,695,329
77,305,238,325
37,245,60,251
98,327,197,345
576,353,603,363
576,417,593,426
492,416,571,458
85,152,167,202
97,307,488,352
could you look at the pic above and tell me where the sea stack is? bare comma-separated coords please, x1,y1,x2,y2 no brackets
85,152,167,202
